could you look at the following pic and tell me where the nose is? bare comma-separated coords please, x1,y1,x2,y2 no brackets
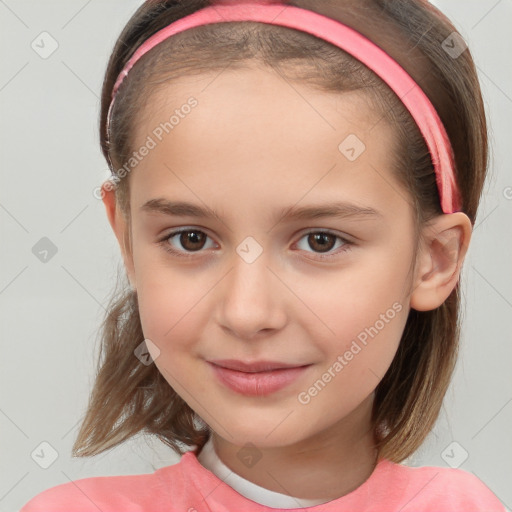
215,248,287,340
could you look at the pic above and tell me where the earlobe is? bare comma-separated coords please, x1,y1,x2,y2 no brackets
101,181,136,289
410,213,472,312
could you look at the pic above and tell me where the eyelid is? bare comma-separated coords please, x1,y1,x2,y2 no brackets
158,227,217,256
298,227,354,242
293,228,354,260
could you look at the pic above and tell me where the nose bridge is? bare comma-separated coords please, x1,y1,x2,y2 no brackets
216,236,286,337
228,237,275,308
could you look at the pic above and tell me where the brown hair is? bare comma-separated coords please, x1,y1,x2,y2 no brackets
72,0,488,463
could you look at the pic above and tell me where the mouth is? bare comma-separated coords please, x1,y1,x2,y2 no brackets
207,360,313,396
208,358,311,372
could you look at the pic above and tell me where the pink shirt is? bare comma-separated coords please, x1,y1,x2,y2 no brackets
21,448,506,511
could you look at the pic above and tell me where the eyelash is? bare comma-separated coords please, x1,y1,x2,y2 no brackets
157,228,354,261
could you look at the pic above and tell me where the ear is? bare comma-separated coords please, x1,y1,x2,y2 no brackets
101,181,136,289
410,212,472,312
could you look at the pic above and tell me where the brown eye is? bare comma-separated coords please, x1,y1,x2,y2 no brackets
295,230,353,260
179,230,207,251
160,229,215,257
307,232,336,253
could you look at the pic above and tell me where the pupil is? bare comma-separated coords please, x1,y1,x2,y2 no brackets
182,231,205,251
310,233,334,253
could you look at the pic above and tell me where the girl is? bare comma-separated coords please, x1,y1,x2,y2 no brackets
22,0,506,510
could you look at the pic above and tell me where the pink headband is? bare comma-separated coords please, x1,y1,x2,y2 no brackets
106,1,462,214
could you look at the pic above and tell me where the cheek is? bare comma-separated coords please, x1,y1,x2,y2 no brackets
137,282,200,344
134,254,216,362
292,255,410,392
297,302,407,419
311,299,406,389
290,248,410,340
136,275,209,399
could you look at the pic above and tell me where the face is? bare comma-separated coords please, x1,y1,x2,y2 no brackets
121,65,418,449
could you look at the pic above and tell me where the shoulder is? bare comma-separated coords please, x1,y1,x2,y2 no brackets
387,461,506,512
20,462,186,512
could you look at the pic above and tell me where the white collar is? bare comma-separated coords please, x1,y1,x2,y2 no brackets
197,436,329,509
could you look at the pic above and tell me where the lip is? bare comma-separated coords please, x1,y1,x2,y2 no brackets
208,360,312,396
209,359,309,372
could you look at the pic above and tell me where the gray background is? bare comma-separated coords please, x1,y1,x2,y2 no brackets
1,1,511,510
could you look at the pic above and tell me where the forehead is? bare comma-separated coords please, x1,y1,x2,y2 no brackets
135,64,384,144
129,65,407,219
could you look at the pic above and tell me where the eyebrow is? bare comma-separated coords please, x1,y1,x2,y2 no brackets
139,198,383,223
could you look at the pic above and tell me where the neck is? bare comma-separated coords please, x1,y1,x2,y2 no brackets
211,394,378,501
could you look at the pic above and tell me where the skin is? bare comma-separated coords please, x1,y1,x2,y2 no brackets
102,65,472,501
